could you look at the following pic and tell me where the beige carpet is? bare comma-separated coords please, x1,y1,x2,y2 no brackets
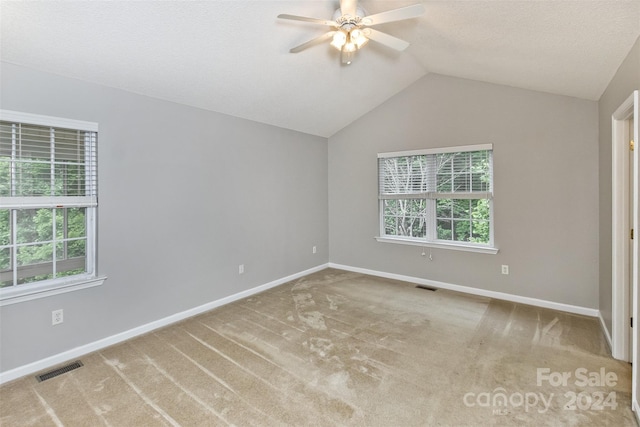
0,268,635,426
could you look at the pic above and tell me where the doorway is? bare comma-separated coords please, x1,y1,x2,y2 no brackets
611,90,638,413
630,114,635,362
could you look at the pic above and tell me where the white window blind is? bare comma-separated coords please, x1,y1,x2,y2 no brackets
378,144,494,248
0,121,97,209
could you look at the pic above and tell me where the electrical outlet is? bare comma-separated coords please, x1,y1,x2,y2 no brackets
312,246,317,254
52,309,64,325
239,264,244,275
501,265,509,275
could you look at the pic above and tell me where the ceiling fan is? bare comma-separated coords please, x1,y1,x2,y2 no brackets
278,0,425,65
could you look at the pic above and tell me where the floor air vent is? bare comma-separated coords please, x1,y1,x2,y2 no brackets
416,285,437,291
36,361,84,382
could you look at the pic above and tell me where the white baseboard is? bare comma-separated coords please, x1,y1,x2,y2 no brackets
598,311,613,353
0,263,329,385
328,263,599,318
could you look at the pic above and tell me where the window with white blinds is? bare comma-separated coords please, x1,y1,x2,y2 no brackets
378,144,494,251
0,110,101,302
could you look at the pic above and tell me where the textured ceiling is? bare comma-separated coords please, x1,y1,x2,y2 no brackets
1,1,639,137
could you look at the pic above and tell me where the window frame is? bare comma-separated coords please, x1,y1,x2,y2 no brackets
376,144,498,255
0,110,105,306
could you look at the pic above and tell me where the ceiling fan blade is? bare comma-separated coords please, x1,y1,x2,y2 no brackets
289,31,336,53
361,4,425,26
364,28,410,51
340,0,357,17
277,14,336,27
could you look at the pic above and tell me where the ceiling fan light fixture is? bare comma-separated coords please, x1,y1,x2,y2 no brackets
341,48,354,65
343,41,356,52
331,30,347,50
350,30,368,49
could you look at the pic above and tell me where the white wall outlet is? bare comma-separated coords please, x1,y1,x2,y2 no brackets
501,265,509,275
312,246,317,254
239,264,244,275
52,309,64,325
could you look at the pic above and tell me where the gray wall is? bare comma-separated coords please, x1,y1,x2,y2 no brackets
2,40,636,374
0,62,328,373
598,36,640,334
328,73,599,308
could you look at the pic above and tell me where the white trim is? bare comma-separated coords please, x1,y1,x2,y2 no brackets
0,109,98,132
611,90,638,362
379,192,493,200
378,143,493,159
634,89,640,420
328,263,599,317
634,400,640,423
0,196,97,209
375,236,499,254
0,276,106,307
0,263,328,385
598,311,613,353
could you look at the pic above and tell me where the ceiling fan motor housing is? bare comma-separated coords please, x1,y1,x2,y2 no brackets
332,5,367,22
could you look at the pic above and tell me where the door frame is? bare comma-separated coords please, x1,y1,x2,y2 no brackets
611,91,637,362
611,90,639,413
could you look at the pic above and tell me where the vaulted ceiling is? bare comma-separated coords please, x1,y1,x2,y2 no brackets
1,1,639,137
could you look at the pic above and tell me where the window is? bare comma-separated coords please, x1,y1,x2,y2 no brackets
0,110,104,305
377,144,497,254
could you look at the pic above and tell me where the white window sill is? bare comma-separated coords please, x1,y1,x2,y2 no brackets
0,275,107,306
375,236,499,255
